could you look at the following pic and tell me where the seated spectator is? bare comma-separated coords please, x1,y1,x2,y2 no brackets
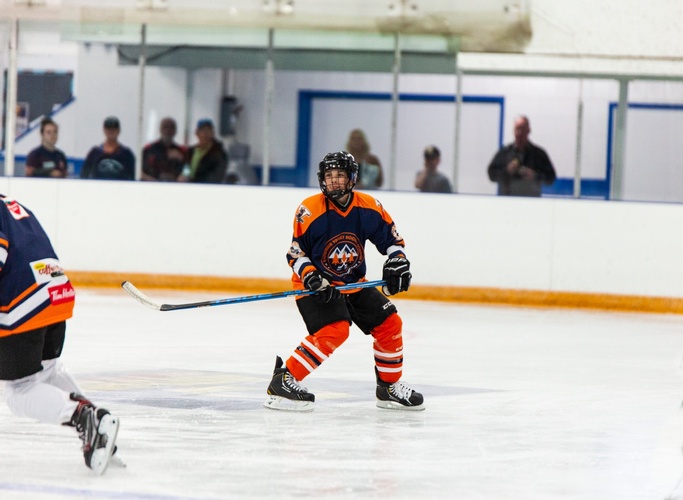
346,128,383,189
178,119,227,184
25,118,68,178
141,117,185,182
415,145,452,193
80,116,135,181
487,115,556,197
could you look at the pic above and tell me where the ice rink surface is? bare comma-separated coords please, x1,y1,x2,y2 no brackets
1,287,683,499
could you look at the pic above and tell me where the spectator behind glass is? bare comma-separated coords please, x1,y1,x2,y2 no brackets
487,115,556,197
415,145,452,194
346,128,383,190
178,119,228,184
80,116,135,181
25,118,68,178
141,117,186,182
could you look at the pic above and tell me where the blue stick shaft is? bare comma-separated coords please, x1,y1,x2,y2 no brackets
159,280,386,311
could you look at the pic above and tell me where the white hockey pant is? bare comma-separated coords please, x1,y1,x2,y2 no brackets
4,359,83,425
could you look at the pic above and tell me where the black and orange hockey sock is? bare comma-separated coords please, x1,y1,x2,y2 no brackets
371,313,403,384
286,320,350,381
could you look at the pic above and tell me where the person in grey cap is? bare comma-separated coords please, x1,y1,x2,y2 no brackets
80,116,135,181
415,145,452,193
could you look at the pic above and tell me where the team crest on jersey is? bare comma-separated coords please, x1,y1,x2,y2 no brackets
3,197,29,220
295,204,311,224
391,224,402,241
321,232,364,277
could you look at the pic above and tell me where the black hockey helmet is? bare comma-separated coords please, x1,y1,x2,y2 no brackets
317,151,359,200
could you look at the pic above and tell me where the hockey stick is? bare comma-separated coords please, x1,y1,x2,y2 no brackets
121,280,387,312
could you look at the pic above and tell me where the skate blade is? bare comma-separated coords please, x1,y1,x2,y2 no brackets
376,400,425,411
263,395,314,412
109,453,127,468
90,415,120,475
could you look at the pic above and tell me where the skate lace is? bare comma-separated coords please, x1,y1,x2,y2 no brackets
389,381,413,401
74,405,96,451
76,422,87,444
284,372,308,393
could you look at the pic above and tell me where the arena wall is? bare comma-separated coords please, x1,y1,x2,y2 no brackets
2,177,682,313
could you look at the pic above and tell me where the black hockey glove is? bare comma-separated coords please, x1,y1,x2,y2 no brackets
303,270,341,303
382,257,412,296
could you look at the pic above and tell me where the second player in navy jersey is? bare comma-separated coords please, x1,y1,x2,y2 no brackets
0,195,121,474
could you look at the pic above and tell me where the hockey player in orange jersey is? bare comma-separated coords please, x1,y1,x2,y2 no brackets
264,151,424,412
0,194,120,474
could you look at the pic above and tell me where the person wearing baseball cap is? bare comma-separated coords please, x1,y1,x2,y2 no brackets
415,145,452,193
102,116,120,129
178,118,228,184
80,116,135,181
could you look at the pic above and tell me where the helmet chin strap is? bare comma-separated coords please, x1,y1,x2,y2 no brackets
331,191,352,208
326,188,346,199
324,180,354,204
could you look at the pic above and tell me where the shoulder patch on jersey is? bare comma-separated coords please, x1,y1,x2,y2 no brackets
288,241,306,259
392,224,402,241
295,204,312,224
3,197,29,220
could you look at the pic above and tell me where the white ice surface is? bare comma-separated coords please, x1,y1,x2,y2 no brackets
1,288,683,499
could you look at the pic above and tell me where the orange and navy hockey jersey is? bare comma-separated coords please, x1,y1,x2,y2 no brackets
287,191,406,289
0,195,75,337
